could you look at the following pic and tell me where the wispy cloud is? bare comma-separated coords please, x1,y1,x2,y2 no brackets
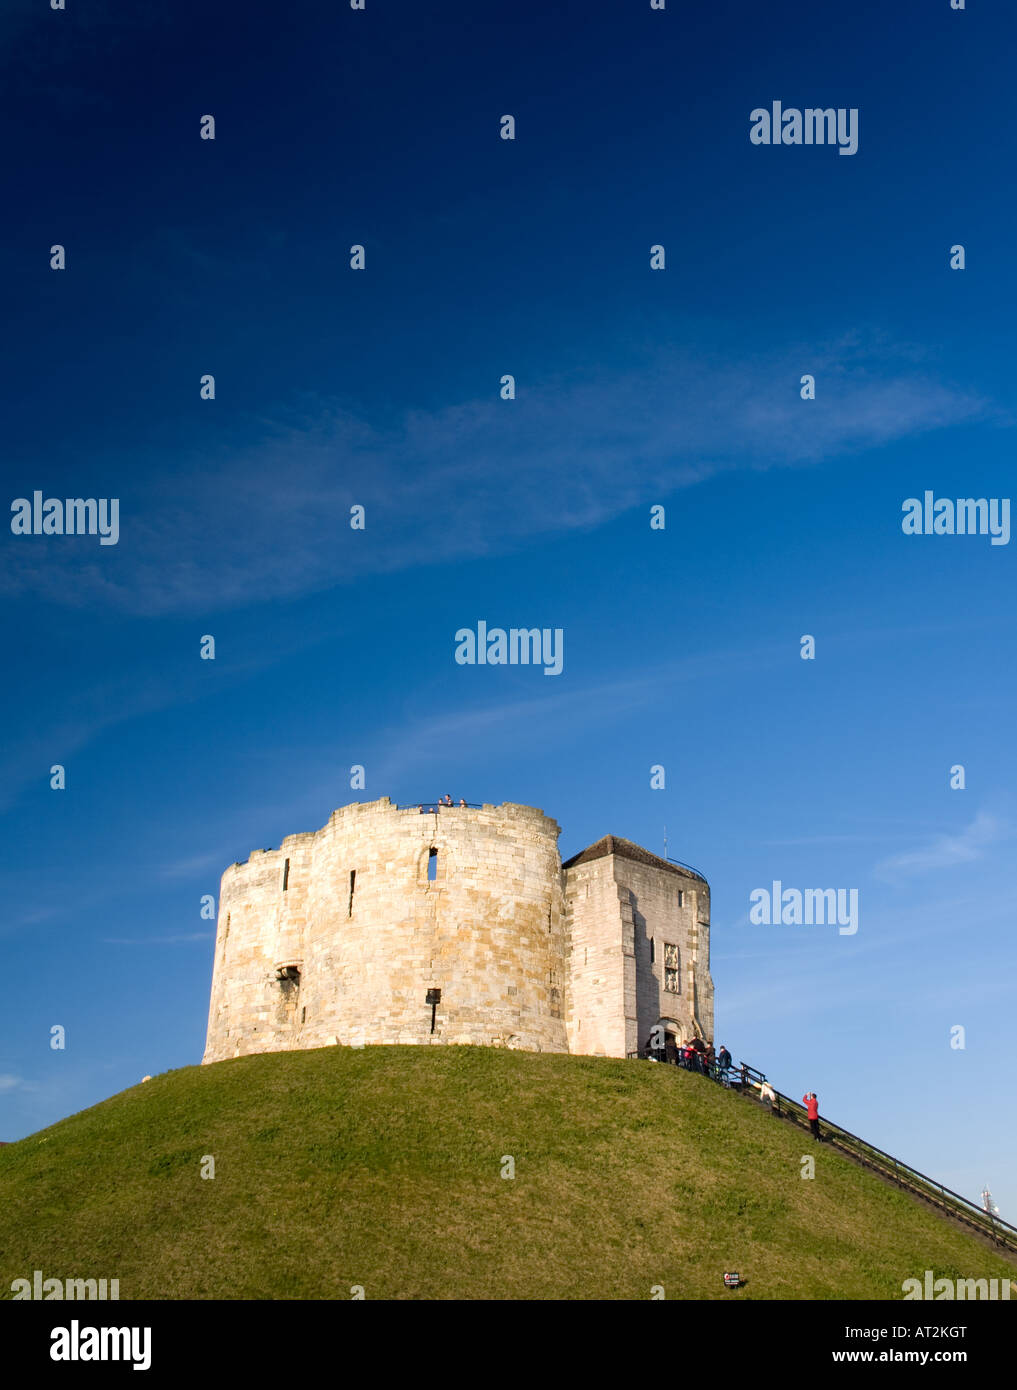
101,934,214,946
874,811,1012,880
0,634,322,818
371,675,661,785
1,335,992,617
0,1074,34,1093
0,672,199,817
157,853,236,883
368,639,785,789
762,833,903,847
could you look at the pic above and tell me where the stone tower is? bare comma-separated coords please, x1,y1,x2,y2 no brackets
562,836,713,1060
202,797,713,1063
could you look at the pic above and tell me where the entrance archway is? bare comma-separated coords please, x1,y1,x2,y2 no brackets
656,1016,683,1063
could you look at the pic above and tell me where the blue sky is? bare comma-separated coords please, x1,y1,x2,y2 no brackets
2,1,1015,1221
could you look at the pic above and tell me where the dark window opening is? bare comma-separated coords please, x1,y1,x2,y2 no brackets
276,964,301,1017
650,938,655,963
348,869,356,917
677,889,684,907
427,847,438,882
301,1006,306,1024
282,858,290,891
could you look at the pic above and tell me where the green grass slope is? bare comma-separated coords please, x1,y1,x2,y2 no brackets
2,1046,1013,1300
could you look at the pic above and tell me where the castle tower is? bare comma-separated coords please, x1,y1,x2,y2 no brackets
202,800,713,1065
203,797,568,1062
562,837,713,1058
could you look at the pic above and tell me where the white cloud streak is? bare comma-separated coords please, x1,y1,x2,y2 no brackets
0,338,991,617
874,811,1012,880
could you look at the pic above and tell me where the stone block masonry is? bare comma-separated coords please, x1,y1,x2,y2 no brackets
202,798,713,1063
562,836,713,1057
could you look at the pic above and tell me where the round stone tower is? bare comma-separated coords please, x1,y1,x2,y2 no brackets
202,797,568,1062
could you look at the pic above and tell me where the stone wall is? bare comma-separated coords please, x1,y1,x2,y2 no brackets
562,838,713,1057
561,854,635,1058
203,797,568,1062
615,853,713,1049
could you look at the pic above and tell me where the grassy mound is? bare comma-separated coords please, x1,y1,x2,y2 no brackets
2,1046,1013,1300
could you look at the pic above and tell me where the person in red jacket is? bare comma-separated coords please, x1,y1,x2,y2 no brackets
803,1092,821,1141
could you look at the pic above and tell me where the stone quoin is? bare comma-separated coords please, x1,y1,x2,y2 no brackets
202,797,714,1062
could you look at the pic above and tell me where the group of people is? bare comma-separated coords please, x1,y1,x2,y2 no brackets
644,1034,733,1080
420,794,468,812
